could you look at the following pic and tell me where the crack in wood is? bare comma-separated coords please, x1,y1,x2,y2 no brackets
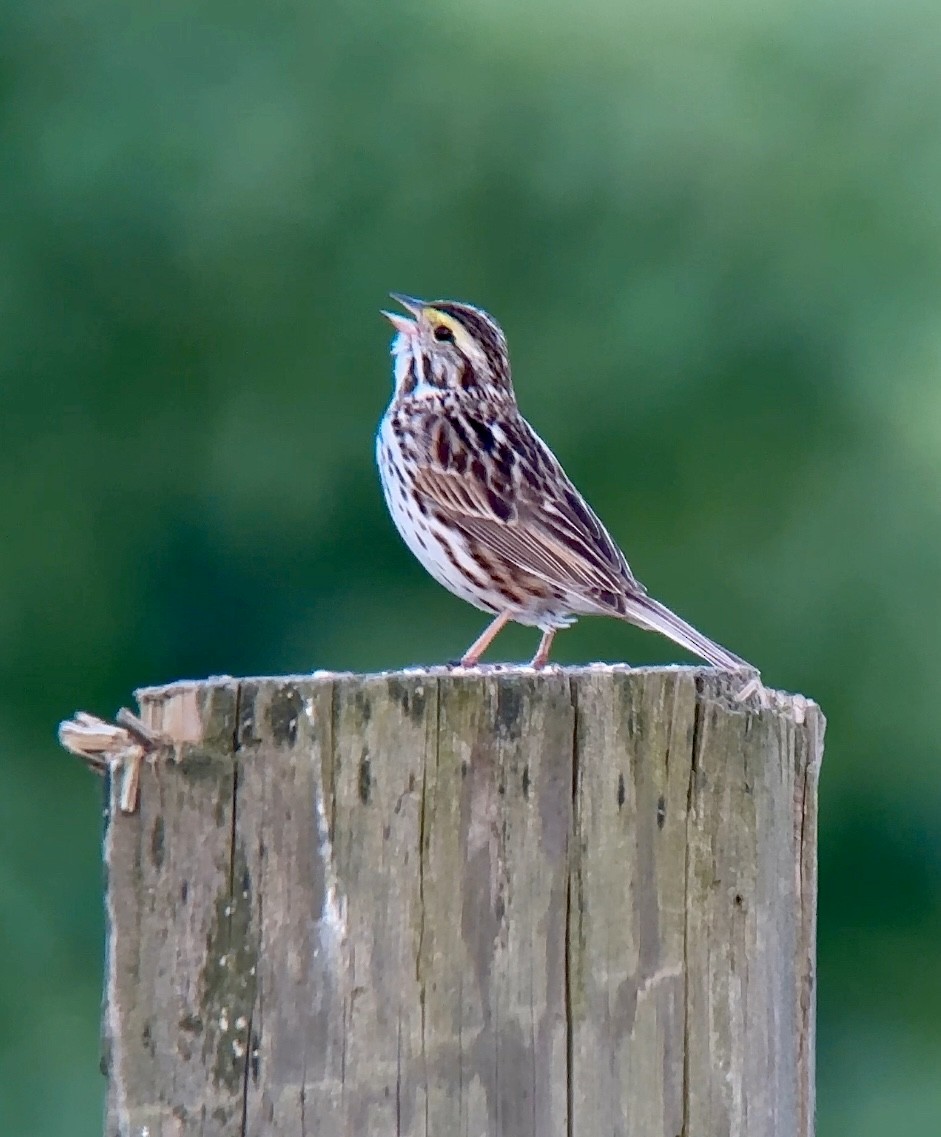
565,676,579,1137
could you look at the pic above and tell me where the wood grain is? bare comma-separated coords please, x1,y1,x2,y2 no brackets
100,666,823,1137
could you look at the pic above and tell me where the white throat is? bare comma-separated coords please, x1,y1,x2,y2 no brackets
391,331,433,398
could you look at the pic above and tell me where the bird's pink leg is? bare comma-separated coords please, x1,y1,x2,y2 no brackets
529,628,557,669
460,611,513,667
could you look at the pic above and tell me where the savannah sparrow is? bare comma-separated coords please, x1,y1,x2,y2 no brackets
376,294,751,671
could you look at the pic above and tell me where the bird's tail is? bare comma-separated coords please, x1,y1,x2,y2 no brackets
622,594,752,671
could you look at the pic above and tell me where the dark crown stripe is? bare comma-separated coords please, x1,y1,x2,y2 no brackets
433,302,508,372
434,302,498,338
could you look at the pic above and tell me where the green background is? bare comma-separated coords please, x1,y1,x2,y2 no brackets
3,1,940,1132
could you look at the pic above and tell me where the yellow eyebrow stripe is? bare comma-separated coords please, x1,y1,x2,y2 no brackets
424,309,461,333
424,309,475,353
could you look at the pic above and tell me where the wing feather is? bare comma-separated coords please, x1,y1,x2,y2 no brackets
411,412,640,610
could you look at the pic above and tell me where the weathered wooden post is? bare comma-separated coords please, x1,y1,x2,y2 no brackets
94,665,822,1137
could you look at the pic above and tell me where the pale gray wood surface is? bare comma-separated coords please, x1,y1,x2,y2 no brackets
101,667,823,1137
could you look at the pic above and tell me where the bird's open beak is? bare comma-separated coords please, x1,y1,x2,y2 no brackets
389,293,425,317
382,293,427,335
381,310,416,335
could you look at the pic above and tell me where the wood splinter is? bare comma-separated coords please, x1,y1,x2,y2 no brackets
57,707,167,814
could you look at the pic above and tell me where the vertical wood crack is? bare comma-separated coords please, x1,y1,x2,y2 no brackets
416,679,438,1136
681,678,706,1137
395,1013,403,1137
228,680,243,899
795,715,819,1137
229,682,254,1137
564,676,579,1137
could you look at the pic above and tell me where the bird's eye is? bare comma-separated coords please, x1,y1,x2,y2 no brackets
433,324,455,343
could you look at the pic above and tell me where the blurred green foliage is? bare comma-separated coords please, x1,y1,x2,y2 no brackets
2,0,941,1132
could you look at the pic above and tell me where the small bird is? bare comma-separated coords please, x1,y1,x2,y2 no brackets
376,294,751,672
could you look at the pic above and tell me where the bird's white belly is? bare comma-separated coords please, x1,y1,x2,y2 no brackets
376,424,498,615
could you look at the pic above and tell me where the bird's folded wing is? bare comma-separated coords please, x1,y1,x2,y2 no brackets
413,464,634,605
